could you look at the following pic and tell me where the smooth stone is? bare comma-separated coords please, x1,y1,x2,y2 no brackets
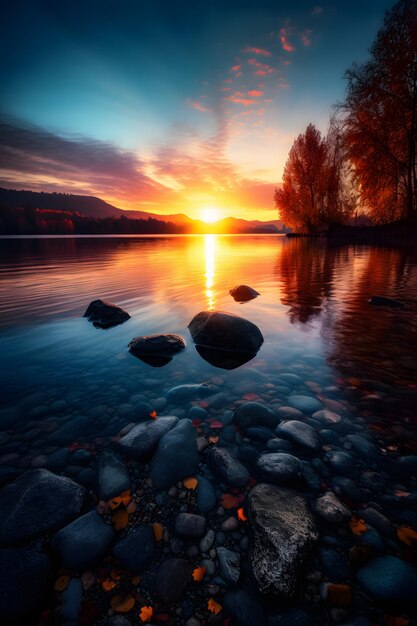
46,448,70,470
0,548,52,620
268,606,323,626
128,334,185,358
156,558,194,604
83,299,130,328
277,406,304,420
331,477,365,503
276,420,321,452
267,438,294,452
221,516,239,532
217,547,240,584
229,284,260,302
287,395,323,414
277,373,303,386
48,416,90,445
59,578,82,623
320,547,350,582
313,409,342,424
0,469,85,545
175,513,206,538
188,406,208,420
233,401,280,430
118,416,179,461
248,483,318,597
360,507,392,536
196,475,216,513
70,449,91,464
246,426,276,442
188,310,264,353
314,491,351,523
357,556,417,604
345,435,379,459
206,447,249,487
326,451,355,474
224,590,267,626
200,529,215,552
256,453,301,484
300,461,321,491
150,419,199,490
96,451,131,501
51,511,114,570
167,383,216,403
113,525,155,572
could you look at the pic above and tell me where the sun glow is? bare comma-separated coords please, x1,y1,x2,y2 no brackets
205,234,216,310
201,207,221,223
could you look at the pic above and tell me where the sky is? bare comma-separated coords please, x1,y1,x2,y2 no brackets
0,0,393,221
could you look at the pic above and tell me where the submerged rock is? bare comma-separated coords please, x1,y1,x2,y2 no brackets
368,295,405,308
118,416,178,461
357,556,417,605
188,310,263,353
276,420,321,452
287,395,323,414
83,299,130,328
128,334,186,367
233,401,280,430
206,446,249,487
150,419,199,489
167,383,216,403
256,452,301,484
248,484,317,597
96,451,131,501
229,284,260,302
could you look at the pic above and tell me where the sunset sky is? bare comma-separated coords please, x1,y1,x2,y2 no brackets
0,0,393,221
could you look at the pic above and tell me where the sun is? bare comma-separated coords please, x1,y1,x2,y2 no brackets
201,207,220,223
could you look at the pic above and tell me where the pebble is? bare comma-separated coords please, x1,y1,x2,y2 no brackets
221,516,239,532
175,513,206,538
315,491,351,523
256,452,301,483
276,420,321,452
217,547,240,584
200,529,215,552
287,395,323,414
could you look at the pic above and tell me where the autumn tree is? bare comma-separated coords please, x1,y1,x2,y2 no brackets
341,0,417,223
274,123,355,233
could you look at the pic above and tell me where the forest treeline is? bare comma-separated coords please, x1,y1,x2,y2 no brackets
275,0,417,233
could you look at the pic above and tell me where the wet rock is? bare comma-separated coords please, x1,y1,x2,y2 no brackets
200,529,215,552
256,453,301,484
345,435,378,459
96,451,130,501
248,483,318,596
224,590,267,626
128,334,186,366
326,451,356,475
195,345,258,370
59,577,82,623
320,548,350,582
221,516,239,532
312,409,342,424
206,447,249,487
277,373,303,386
196,475,216,513
150,419,199,489
46,448,70,470
175,513,206,538
276,420,321,452
188,406,208,420
229,284,260,302
246,426,276,442
368,295,405,308
113,525,155,572
84,299,130,328
51,511,114,570
167,383,216,403
156,557,194,604
300,461,321,491
287,395,323,414
331,477,365,503
314,492,351,524
233,401,280,430
118,416,178,461
188,310,263,353
277,406,304,420
217,547,240,584
0,469,85,545
357,556,417,605
360,507,393,536
0,548,52,620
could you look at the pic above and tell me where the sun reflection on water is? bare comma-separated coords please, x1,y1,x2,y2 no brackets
204,234,216,310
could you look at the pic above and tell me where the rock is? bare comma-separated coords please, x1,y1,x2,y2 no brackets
300,461,321,491
314,491,351,523
0,548,52,620
277,373,303,386
128,334,186,365
368,295,405,308
167,383,216,403
345,435,379,459
312,409,342,424
248,483,318,597
224,590,267,626
229,284,260,302
188,310,263,353
320,548,350,582
0,469,85,545
200,529,215,553
277,406,304,420
206,447,249,488
256,453,301,484
246,426,276,442
287,395,323,414
118,416,178,461
357,556,417,605
196,475,216,513
175,513,206,538
156,558,194,604
276,420,321,452
96,451,131,501
221,516,239,532
268,606,323,626
59,577,82,623
48,415,90,445
233,402,280,430
83,299,130,328
150,419,199,490
51,511,114,570
113,525,155,572
326,451,355,474
217,547,240,584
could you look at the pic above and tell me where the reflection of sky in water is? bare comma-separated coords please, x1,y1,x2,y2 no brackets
205,235,215,311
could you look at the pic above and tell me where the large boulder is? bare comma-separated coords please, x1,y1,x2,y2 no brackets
229,284,260,302
0,469,86,546
206,447,249,488
188,311,263,353
150,419,199,489
96,451,131,501
83,299,130,328
248,483,318,597
118,416,178,461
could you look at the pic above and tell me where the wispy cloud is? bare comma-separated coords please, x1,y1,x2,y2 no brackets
187,99,210,113
243,47,271,57
299,29,313,47
248,90,263,97
279,26,296,52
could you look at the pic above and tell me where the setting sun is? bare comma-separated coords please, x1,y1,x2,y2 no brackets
201,208,221,223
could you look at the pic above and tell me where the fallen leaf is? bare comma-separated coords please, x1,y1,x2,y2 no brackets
152,522,164,541
208,435,219,444
120,489,132,505
220,493,240,509
397,526,417,546
183,477,198,490
102,578,117,592
54,575,70,591
349,516,367,536
139,605,153,622
111,568,122,581
192,566,206,582
207,598,223,615
109,496,122,510
112,508,129,531
149,410,157,419
126,499,137,514
237,507,248,521
111,594,135,613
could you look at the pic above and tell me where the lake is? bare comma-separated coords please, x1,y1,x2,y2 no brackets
1,234,417,624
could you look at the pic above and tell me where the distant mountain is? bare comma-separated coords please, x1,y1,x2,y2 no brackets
0,187,288,233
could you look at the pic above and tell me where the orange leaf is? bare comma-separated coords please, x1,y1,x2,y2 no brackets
349,516,367,536
112,508,129,531
208,435,219,444
192,566,206,582
139,605,153,622
102,578,117,592
120,489,132,505
109,496,122,510
220,493,240,509
207,598,223,615
183,477,198,490
54,575,70,591
237,507,248,521
397,526,417,546
111,568,122,581
149,410,157,419
152,522,164,541
111,594,135,613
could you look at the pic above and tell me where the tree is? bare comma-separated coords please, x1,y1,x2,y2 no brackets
274,123,355,233
341,0,417,223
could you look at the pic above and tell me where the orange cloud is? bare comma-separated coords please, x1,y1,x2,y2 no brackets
244,47,271,57
188,100,210,113
248,59,275,75
280,27,296,52
231,65,241,72
227,97,256,105
248,90,263,97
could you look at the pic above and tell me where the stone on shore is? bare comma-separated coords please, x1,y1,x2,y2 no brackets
156,558,194,604
96,451,131,501
118,416,178,461
150,419,199,489
83,299,130,328
188,310,263,353
314,491,351,523
113,525,155,572
174,513,206,538
206,446,249,487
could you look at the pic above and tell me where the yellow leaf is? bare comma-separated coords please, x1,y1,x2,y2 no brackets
139,605,153,622
54,575,69,591
152,522,164,541
397,526,417,546
112,508,129,531
183,477,198,490
207,597,223,615
111,594,135,613
102,578,117,592
192,566,206,582
349,516,367,536
237,507,248,521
